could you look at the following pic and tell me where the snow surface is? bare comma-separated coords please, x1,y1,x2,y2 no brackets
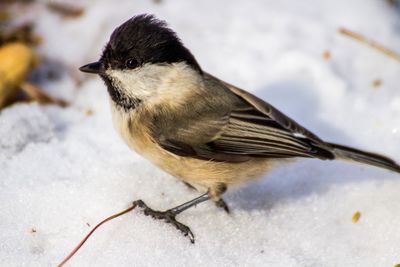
1,0,400,266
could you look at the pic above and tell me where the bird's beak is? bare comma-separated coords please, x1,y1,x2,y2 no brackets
79,61,104,74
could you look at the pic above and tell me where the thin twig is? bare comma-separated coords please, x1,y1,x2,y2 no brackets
339,27,400,63
58,204,137,267
19,82,69,107
46,2,85,18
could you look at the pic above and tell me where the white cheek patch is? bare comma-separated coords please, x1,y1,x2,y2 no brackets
106,68,156,99
105,62,200,107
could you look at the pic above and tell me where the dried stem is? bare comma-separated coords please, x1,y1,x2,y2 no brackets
339,27,400,63
19,82,69,107
46,2,85,18
58,204,137,267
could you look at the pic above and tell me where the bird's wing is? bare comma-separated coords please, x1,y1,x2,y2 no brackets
210,73,325,144
151,73,334,162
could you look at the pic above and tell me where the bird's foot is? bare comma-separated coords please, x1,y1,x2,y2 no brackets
133,200,195,243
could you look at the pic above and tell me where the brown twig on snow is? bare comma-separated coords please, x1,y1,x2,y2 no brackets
58,204,138,267
19,82,69,107
46,2,85,18
338,27,400,63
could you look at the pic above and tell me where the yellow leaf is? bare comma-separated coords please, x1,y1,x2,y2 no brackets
352,211,361,223
0,42,38,108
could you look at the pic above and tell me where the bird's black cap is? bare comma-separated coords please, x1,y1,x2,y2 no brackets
92,14,202,73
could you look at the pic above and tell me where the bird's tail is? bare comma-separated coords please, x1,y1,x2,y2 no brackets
327,142,400,173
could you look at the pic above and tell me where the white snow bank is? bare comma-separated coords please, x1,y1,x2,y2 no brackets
1,0,400,266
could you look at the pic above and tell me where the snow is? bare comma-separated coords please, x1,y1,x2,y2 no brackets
1,0,400,266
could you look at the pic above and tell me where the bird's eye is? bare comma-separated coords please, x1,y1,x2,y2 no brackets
125,58,138,69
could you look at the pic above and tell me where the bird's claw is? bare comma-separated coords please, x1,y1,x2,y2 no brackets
215,198,230,213
133,200,195,243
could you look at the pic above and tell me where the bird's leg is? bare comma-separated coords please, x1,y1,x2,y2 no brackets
209,183,230,213
183,181,230,213
133,193,210,243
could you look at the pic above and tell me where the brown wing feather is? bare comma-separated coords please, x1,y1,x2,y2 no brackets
153,73,334,162
207,73,325,144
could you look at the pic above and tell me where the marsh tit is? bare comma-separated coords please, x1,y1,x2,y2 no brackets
80,14,400,243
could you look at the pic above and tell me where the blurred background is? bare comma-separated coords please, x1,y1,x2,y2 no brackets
1,1,400,266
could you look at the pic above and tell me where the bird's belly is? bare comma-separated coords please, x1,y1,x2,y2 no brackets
110,104,277,191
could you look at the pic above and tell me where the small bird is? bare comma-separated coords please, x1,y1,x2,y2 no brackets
80,14,400,243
